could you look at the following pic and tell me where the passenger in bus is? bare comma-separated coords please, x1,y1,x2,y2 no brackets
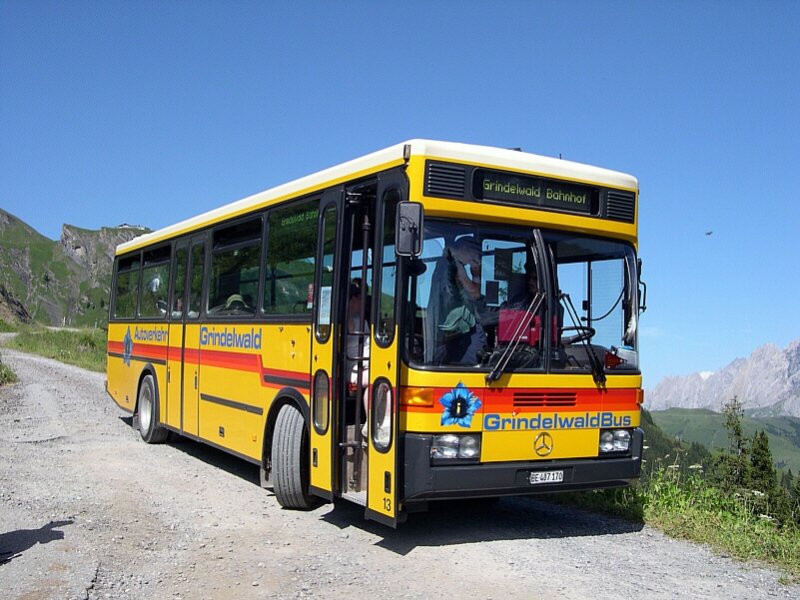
501,260,566,350
224,293,254,313
434,237,487,366
346,278,370,438
499,261,543,347
505,261,540,307
171,296,183,320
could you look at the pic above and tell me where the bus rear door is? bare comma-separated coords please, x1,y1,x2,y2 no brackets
309,190,340,500
182,237,205,436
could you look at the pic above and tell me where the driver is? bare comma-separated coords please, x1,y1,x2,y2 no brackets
436,237,487,365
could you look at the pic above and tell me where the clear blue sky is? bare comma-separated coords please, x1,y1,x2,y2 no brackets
2,2,799,388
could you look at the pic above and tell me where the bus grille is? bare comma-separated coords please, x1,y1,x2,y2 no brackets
425,161,466,199
513,391,577,407
606,190,636,223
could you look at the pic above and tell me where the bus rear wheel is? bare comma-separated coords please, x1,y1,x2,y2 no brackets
272,403,316,509
138,374,169,444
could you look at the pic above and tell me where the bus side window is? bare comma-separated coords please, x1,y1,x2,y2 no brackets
188,243,204,319
140,246,171,319
113,254,141,319
263,199,320,315
208,218,261,316
376,189,399,346
171,246,188,319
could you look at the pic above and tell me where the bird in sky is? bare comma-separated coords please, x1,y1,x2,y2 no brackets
705,231,713,236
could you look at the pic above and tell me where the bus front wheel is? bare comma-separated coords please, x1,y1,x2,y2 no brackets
138,374,169,444
271,403,316,509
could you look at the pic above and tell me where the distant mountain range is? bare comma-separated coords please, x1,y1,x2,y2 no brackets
646,340,800,418
0,209,147,326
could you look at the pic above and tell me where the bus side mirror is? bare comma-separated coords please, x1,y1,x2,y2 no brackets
637,258,648,314
395,201,424,257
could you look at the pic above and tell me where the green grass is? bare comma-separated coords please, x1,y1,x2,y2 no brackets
9,327,107,372
0,320,17,332
556,459,800,582
0,360,16,385
644,467,800,579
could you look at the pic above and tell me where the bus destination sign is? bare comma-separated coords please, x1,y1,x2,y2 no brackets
474,169,595,215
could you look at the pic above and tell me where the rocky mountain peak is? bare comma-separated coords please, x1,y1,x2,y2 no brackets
0,209,149,326
646,339,800,417
60,224,144,286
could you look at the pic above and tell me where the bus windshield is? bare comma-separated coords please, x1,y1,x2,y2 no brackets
404,219,639,375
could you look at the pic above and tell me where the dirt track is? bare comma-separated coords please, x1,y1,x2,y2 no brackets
0,343,797,599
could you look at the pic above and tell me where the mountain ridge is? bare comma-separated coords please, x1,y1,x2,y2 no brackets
646,339,800,418
0,208,147,326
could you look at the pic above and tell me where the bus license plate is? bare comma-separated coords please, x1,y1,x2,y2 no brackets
529,470,564,485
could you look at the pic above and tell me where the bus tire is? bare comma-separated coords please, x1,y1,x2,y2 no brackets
272,403,316,509
138,374,169,444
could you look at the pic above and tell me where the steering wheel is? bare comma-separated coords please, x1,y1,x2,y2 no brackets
560,326,596,345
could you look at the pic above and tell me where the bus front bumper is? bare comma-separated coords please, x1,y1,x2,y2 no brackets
401,428,643,505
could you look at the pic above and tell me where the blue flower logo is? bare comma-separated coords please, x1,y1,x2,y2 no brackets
439,383,482,428
123,326,133,367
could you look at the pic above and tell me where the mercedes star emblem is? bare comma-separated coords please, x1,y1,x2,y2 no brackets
533,432,554,457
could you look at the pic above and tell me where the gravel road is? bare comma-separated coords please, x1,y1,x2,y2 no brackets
0,343,797,600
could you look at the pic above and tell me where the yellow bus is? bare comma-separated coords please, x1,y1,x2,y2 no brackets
106,140,645,527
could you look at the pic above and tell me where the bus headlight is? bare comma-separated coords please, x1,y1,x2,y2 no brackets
431,434,481,462
599,429,631,454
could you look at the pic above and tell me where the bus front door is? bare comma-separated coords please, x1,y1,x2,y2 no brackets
365,173,405,527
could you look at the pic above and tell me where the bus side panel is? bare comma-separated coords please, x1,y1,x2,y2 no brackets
165,322,184,429
259,322,312,420
259,322,312,473
106,322,137,412
132,323,170,424
198,343,265,461
106,322,169,417
196,324,311,462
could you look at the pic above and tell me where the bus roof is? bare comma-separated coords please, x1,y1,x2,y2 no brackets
117,139,638,254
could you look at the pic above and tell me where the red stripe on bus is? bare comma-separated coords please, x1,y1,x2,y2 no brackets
131,343,169,362
111,340,310,390
262,366,311,381
402,388,640,413
199,348,262,371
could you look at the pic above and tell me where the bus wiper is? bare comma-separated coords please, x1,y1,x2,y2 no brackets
486,292,545,383
561,292,606,386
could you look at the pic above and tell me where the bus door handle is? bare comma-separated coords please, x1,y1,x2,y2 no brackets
194,372,198,389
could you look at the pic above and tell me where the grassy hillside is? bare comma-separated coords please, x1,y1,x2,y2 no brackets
0,209,145,327
651,408,800,473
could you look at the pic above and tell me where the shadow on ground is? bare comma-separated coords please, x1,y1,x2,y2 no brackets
117,417,643,554
0,520,74,565
119,415,260,485
320,495,644,555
